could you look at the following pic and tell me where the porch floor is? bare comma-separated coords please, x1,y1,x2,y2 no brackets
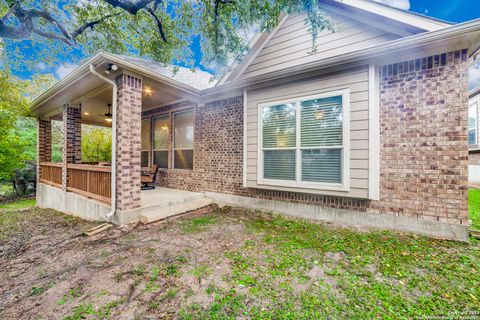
139,187,212,223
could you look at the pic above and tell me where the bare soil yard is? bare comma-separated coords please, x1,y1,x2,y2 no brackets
0,202,479,319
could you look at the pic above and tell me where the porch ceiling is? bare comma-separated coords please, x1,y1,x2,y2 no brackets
47,73,185,126
31,52,201,124
50,76,183,126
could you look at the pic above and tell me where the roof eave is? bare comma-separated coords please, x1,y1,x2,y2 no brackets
30,50,202,114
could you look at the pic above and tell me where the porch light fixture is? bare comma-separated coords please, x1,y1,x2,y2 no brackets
144,87,153,94
104,63,118,74
105,103,113,123
84,112,90,116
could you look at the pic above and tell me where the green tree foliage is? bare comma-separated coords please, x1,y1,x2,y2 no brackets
0,70,29,181
81,125,112,162
0,71,57,195
0,0,334,74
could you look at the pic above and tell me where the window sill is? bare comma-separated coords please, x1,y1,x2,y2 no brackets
257,178,350,192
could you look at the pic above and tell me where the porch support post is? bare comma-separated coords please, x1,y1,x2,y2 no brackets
62,103,82,191
37,118,52,182
115,73,143,211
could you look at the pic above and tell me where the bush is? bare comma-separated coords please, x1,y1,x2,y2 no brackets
12,160,37,196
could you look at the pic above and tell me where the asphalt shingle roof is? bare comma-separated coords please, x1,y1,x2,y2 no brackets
114,54,217,90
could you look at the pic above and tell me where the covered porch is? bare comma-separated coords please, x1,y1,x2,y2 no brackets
31,52,212,224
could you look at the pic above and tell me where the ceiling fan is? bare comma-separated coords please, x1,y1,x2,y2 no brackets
102,103,112,123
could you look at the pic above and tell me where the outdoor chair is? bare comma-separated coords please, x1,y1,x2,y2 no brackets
141,164,158,190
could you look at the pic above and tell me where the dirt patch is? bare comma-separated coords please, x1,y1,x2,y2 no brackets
0,206,260,319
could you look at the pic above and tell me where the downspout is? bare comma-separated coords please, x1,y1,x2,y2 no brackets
89,64,117,219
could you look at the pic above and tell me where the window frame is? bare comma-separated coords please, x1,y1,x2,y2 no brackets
141,118,151,168
152,114,170,169
469,102,478,146
172,109,195,170
257,89,350,192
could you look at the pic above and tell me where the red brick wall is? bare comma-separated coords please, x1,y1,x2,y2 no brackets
142,49,469,225
142,97,245,194
371,49,469,225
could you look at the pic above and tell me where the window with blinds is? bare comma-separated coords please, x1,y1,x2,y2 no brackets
153,115,170,168
260,91,347,188
173,110,194,170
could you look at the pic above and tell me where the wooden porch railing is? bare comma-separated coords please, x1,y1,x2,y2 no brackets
66,164,112,204
39,162,63,188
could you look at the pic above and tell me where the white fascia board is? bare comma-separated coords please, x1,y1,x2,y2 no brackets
334,0,451,31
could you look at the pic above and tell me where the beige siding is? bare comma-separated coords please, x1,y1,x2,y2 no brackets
239,10,399,80
246,66,371,198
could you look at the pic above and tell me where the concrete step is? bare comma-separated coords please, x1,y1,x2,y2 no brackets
140,197,213,224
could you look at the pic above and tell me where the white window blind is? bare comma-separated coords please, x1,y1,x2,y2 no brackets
300,96,343,183
153,115,169,168
173,110,194,170
262,104,296,180
260,91,348,188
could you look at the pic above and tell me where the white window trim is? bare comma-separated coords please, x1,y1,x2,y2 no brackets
152,114,170,168
469,101,478,146
257,89,350,192
368,64,380,200
172,109,195,170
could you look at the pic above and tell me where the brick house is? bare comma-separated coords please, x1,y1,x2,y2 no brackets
31,0,480,241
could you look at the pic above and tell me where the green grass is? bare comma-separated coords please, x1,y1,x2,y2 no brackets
180,214,219,233
0,183,13,196
0,199,36,210
469,188,480,230
180,212,480,320
2,205,479,319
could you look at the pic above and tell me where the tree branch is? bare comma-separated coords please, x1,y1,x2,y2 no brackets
145,8,167,43
101,0,168,43
213,0,235,56
0,0,168,44
71,13,121,39
102,0,154,15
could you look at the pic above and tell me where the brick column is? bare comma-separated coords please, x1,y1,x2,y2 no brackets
37,119,52,182
62,104,82,190
115,73,143,211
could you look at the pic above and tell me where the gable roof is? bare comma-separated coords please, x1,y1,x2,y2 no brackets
218,0,452,84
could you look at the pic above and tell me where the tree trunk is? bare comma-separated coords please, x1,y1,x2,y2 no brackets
13,178,27,196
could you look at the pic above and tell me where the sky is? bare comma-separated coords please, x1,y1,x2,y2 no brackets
8,0,480,88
